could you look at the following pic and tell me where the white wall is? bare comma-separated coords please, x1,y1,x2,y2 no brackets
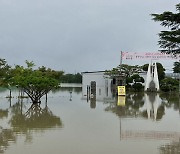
82,72,113,101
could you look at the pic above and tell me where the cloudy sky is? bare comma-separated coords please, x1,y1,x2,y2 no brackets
0,0,179,73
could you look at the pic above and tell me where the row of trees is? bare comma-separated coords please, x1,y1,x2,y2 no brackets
60,73,82,83
0,59,82,104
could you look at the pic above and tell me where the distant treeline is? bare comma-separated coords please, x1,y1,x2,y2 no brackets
60,73,82,83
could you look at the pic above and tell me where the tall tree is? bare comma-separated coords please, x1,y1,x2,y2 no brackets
151,3,180,55
173,61,180,73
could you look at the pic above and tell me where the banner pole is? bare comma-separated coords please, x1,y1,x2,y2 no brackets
120,51,123,74
120,51,123,66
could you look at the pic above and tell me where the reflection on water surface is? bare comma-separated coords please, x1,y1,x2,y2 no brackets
0,87,179,154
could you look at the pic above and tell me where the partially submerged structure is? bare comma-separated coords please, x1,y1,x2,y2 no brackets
82,62,160,101
144,62,160,92
81,71,113,101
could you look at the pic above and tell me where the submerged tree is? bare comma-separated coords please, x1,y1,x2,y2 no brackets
0,58,11,86
0,58,13,98
13,61,61,104
151,3,180,55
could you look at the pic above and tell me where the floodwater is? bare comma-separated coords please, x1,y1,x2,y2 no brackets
0,87,180,154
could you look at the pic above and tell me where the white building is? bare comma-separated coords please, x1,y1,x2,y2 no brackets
81,71,113,101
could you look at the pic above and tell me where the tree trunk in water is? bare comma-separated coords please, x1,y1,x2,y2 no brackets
9,89,11,98
32,97,41,104
9,89,12,107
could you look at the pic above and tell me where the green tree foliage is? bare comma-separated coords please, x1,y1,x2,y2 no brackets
38,66,64,80
60,73,82,83
13,61,61,103
25,60,35,69
173,61,180,73
0,58,11,86
160,77,179,92
131,74,144,91
132,83,143,91
126,76,133,85
151,3,180,54
126,74,144,86
156,63,166,81
120,64,142,77
106,64,144,91
106,64,142,78
131,74,145,83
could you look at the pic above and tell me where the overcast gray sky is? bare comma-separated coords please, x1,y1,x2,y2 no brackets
0,0,179,73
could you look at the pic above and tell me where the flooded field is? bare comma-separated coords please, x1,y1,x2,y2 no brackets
0,87,180,154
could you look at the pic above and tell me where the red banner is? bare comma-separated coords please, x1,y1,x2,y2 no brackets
122,52,180,60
